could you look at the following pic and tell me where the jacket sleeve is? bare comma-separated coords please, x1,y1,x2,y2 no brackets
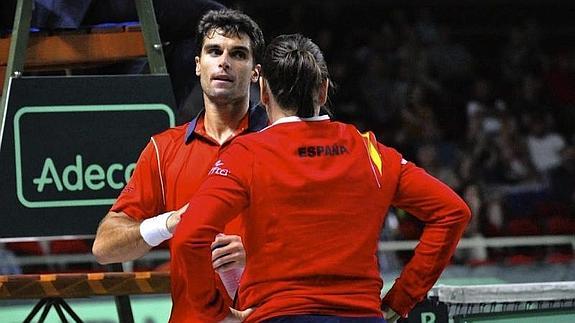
170,142,252,322
381,157,471,317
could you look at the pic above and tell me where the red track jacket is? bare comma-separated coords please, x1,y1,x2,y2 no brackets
170,115,471,322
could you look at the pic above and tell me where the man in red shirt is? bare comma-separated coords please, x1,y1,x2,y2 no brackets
92,8,266,305
171,34,471,322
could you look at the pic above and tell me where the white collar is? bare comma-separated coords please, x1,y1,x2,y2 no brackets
261,115,330,132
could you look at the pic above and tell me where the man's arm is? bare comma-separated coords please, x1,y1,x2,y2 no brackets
381,156,471,317
93,203,189,264
92,138,164,264
92,211,152,264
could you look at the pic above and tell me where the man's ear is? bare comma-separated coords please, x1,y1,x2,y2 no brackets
251,64,261,83
259,77,269,107
319,78,329,106
195,56,201,76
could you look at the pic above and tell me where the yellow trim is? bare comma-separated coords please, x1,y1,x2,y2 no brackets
361,132,382,175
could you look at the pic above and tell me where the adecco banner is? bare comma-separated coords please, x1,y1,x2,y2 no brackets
0,75,176,237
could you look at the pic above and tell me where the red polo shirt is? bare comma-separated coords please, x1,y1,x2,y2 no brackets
171,116,471,322
111,105,268,230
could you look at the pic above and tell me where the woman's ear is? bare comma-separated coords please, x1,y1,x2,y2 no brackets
318,78,329,106
259,77,269,107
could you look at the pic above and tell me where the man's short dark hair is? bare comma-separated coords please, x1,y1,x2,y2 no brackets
197,9,265,65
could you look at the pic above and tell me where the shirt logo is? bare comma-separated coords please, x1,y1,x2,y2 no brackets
208,159,230,176
297,144,349,158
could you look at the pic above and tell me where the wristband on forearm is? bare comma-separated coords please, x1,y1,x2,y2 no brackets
139,211,174,247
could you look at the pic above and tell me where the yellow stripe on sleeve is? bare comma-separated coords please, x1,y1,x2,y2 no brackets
360,132,382,176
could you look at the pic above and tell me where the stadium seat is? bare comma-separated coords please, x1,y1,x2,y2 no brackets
545,214,575,235
5,241,45,256
49,239,92,255
505,217,542,236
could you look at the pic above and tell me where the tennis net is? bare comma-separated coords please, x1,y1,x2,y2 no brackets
426,281,575,323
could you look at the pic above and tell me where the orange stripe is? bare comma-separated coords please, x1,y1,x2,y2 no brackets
87,273,107,294
87,273,105,281
39,274,59,296
40,274,57,282
135,272,151,279
135,272,153,293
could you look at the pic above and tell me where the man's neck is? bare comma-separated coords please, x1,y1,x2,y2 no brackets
203,99,249,145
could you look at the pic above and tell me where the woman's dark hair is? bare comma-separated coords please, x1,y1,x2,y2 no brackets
197,9,265,65
262,34,330,118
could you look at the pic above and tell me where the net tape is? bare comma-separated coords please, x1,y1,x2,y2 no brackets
429,282,575,316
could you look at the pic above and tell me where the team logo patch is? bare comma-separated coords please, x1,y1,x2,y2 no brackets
208,160,230,176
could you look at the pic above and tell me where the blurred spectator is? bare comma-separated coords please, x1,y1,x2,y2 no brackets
0,245,21,275
548,145,575,209
460,184,489,264
525,113,566,174
414,8,439,46
545,50,575,107
544,50,575,137
466,78,508,141
509,73,555,132
395,83,442,158
428,24,475,87
358,54,398,128
497,114,539,184
500,23,546,85
416,144,462,191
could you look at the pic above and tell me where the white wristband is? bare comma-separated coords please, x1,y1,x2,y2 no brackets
139,211,174,247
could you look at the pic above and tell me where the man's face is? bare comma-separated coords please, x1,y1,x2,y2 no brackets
195,30,259,105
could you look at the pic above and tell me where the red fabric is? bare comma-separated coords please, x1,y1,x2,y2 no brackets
111,114,247,230
170,118,471,322
110,112,254,321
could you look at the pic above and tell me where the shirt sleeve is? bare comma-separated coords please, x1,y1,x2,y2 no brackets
110,139,163,220
170,142,253,322
381,153,472,317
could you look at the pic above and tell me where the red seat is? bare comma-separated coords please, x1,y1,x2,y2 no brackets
546,251,574,264
505,217,541,236
49,240,91,254
5,242,45,255
504,254,537,266
546,215,575,235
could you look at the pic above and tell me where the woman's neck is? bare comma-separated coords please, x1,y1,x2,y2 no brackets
267,105,320,124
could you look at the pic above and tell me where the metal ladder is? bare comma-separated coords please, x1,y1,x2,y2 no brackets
0,1,170,322
0,0,169,127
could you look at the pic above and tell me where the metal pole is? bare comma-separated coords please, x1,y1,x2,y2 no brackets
0,0,33,151
108,263,135,323
134,0,168,74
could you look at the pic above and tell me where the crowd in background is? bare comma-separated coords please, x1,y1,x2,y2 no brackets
230,1,575,266
1,1,574,273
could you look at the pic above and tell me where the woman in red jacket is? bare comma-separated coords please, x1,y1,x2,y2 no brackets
170,34,471,323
